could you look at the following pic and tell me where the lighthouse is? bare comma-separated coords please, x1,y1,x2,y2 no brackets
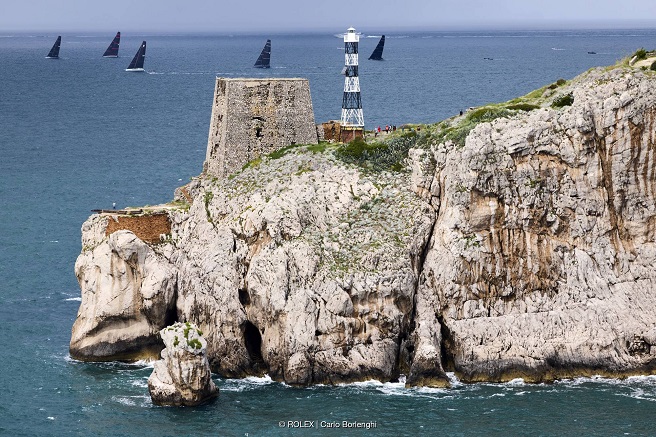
340,27,364,142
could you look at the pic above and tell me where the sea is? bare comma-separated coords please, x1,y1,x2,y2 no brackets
1,29,656,436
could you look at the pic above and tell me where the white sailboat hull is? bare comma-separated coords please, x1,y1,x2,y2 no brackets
125,68,144,72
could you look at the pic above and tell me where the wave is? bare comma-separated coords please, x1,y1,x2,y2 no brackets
65,354,156,369
112,394,151,407
551,47,566,50
221,374,278,392
64,297,81,301
505,378,526,386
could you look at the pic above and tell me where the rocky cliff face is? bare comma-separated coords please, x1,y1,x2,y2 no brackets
71,66,656,386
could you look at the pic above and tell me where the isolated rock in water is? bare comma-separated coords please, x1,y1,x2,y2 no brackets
148,322,218,406
70,227,177,361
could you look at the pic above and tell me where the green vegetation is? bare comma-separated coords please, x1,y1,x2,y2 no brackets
551,93,574,108
434,107,512,148
650,61,656,71
267,143,300,160
173,336,179,347
203,191,214,223
505,103,541,111
168,199,190,212
241,156,262,170
183,322,191,339
187,338,202,350
335,135,417,172
463,233,480,249
306,142,330,153
633,48,647,61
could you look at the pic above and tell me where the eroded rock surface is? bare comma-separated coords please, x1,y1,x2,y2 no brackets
148,322,218,406
71,66,656,386
70,228,177,361
413,67,656,382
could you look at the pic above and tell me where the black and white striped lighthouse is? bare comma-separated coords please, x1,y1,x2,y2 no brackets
340,27,364,133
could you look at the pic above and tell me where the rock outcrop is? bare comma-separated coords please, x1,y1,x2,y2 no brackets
148,322,218,406
70,228,177,361
71,65,656,386
412,66,656,383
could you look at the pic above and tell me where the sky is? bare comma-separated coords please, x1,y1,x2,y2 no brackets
1,0,656,33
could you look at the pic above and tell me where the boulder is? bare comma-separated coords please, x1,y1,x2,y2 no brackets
148,322,218,406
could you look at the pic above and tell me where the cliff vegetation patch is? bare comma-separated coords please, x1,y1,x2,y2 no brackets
335,135,418,172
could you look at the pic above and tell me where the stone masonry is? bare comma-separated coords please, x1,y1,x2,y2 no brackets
204,78,318,178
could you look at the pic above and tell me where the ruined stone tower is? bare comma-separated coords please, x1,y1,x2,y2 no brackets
204,77,318,178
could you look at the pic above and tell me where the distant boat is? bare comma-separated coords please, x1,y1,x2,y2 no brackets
254,39,271,68
588,51,597,54
103,32,120,57
46,36,61,59
368,35,385,60
125,41,146,72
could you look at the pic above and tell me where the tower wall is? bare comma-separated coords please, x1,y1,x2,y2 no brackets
204,77,318,178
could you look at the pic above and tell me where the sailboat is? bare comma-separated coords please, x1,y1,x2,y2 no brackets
368,35,385,60
102,32,120,57
46,36,61,59
125,41,146,72
253,39,271,68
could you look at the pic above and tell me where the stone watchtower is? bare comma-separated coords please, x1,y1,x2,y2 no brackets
204,78,318,178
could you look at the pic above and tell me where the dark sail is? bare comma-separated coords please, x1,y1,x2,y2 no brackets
254,39,271,68
103,32,121,57
46,36,61,59
125,41,146,71
368,35,385,60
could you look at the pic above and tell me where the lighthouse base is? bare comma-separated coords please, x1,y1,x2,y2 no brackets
340,127,364,143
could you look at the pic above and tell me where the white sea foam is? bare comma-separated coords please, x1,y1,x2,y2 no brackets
625,375,656,384
446,372,463,387
131,379,149,388
243,374,274,384
113,395,151,407
222,374,277,391
65,297,81,301
505,378,526,386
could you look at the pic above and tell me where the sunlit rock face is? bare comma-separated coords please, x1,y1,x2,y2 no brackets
72,66,656,386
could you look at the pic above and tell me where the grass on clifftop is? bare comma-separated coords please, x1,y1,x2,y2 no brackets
232,53,656,177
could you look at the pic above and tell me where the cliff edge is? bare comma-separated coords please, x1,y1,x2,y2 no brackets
70,65,656,386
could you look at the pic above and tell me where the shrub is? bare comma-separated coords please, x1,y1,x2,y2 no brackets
187,338,202,349
650,61,656,71
556,78,567,86
634,48,647,60
505,103,540,111
552,93,574,108
335,135,417,172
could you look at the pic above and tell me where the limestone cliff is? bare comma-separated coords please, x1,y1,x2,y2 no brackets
71,65,656,386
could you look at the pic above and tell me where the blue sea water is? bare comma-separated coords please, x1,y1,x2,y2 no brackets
1,29,656,436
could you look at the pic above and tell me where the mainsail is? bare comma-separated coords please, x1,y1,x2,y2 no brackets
368,35,385,60
46,36,61,59
103,32,121,57
254,39,271,68
125,41,146,71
